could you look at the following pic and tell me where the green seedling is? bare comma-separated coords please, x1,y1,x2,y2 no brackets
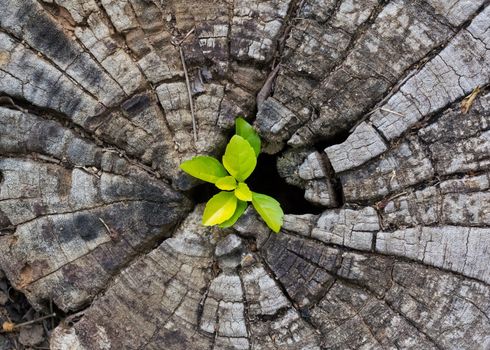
180,118,284,232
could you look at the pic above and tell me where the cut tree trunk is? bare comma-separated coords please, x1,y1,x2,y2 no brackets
0,0,489,349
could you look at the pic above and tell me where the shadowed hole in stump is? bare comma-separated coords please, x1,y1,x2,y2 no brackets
188,182,217,204
188,155,323,215
313,128,351,151
248,154,323,214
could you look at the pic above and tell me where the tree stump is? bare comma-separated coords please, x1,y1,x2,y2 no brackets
0,0,489,348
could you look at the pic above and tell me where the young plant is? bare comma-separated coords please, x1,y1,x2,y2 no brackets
180,118,284,232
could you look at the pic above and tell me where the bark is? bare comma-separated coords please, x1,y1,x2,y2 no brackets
0,0,489,349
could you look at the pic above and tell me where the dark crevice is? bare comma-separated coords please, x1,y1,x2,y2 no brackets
0,279,33,322
195,282,211,334
248,154,323,214
331,177,345,208
312,128,351,152
40,298,66,325
187,153,324,215
237,272,253,342
187,182,218,205
0,94,69,122
253,306,290,323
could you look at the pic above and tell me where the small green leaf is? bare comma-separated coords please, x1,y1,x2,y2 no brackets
180,156,228,184
202,191,237,226
219,200,247,228
236,117,261,157
216,176,237,190
222,135,257,182
252,192,284,233
235,182,252,201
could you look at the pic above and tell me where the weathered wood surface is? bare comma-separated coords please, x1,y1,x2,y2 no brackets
0,0,489,349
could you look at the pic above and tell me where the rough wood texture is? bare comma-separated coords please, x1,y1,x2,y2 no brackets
0,0,489,349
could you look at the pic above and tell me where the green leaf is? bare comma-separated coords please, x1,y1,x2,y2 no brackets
202,191,237,226
251,192,284,233
215,176,237,190
236,117,261,157
180,156,228,184
222,135,257,182
219,200,248,228
235,182,252,201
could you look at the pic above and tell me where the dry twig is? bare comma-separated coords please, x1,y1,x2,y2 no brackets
257,64,281,108
180,46,197,143
2,313,56,333
174,27,198,143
